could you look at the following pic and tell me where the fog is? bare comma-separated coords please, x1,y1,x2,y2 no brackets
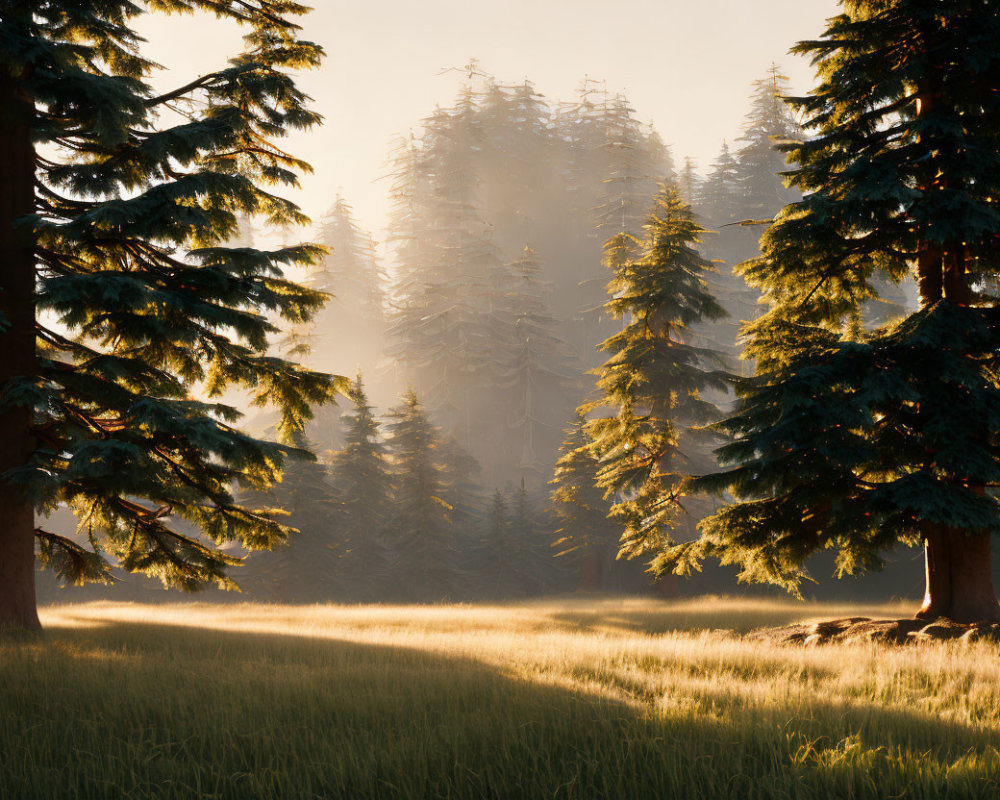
44,0,939,606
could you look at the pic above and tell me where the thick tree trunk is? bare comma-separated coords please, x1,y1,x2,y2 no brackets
917,522,950,619
0,68,40,631
913,236,998,621
917,527,1000,623
910,76,998,623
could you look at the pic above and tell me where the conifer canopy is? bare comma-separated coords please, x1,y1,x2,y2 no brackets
685,0,1000,622
0,1,343,626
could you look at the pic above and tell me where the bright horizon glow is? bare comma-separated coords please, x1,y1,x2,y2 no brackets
140,0,840,246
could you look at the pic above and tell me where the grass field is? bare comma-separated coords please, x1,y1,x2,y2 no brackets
1,596,999,799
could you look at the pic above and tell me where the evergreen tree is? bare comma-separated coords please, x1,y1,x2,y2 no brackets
327,375,393,600
480,489,524,598
244,432,339,602
510,479,559,594
315,196,385,324
550,412,620,592
386,72,674,491
695,141,755,376
734,65,801,233
585,189,727,571
497,247,577,485
677,158,701,207
688,0,1000,623
593,93,666,241
437,433,484,586
0,1,340,629
386,96,508,453
478,79,557,257
699,142,741,241
306,196,386,451
384,391,461,601
552,81,671,363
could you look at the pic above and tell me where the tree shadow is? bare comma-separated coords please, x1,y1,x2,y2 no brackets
1,617,997,799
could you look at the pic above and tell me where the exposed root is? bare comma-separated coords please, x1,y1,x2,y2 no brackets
747,617,1000,646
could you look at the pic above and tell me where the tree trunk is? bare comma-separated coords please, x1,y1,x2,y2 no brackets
911,237,999,622
0,67,39,631
580,547,601,592
918,526,1000,623
910,75,998,623
916,522,950,619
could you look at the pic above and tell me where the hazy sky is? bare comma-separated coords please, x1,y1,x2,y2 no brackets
143,0,841,244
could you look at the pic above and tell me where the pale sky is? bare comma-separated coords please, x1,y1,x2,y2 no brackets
142,0,841,245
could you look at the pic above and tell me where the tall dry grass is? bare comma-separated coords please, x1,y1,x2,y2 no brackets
0,596,996,799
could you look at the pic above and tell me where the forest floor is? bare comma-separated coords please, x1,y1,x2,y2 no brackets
2,596,998,799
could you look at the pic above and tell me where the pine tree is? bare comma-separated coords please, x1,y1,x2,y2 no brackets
315,196,385,324
244,431,339,602
585,188,727,571
0,1,341,629
694,141,754,377
688,0,1000,623
593,93,664,241
553,81,671,363
734,65,801,234
478,79,556,257
480,489,523,598
327,375,393,600
305,195,386,451
677,158,701,207
496,247,577,485
384,391,461,601
437,433,484,587
386,96,508,451
510,480,558,594
386,73,675,490
550,412,620,592
700,142,742,241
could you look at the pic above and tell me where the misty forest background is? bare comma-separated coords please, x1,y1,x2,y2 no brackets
37,64,929,605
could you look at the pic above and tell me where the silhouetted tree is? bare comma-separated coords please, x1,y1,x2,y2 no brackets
385,392,462,601
244,433,339,602
327,376,393,600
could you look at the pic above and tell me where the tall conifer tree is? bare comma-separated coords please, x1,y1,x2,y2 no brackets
734,66,801,232
384,391,462,601
0,1,340,629
688,0,1000,623
243,431,338,602
327,375,392,600
585,188,726,570
497,247,577,484
550,412,620,591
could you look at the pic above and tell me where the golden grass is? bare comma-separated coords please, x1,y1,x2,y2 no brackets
1,596,997,799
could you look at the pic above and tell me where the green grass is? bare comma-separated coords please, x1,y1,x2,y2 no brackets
1,597,998,799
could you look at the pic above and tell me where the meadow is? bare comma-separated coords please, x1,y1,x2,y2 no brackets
1,596,998,799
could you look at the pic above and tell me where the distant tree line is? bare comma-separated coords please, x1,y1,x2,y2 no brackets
246,64,843,600
243,378,567,602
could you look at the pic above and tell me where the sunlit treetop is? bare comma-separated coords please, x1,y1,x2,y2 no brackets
583,188,727,569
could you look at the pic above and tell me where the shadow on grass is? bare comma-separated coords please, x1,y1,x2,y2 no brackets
0,618,997,799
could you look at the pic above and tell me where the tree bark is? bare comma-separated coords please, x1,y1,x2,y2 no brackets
918,526,1000,623
0,67,40,631
916,522,950,619
909,70,999,623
